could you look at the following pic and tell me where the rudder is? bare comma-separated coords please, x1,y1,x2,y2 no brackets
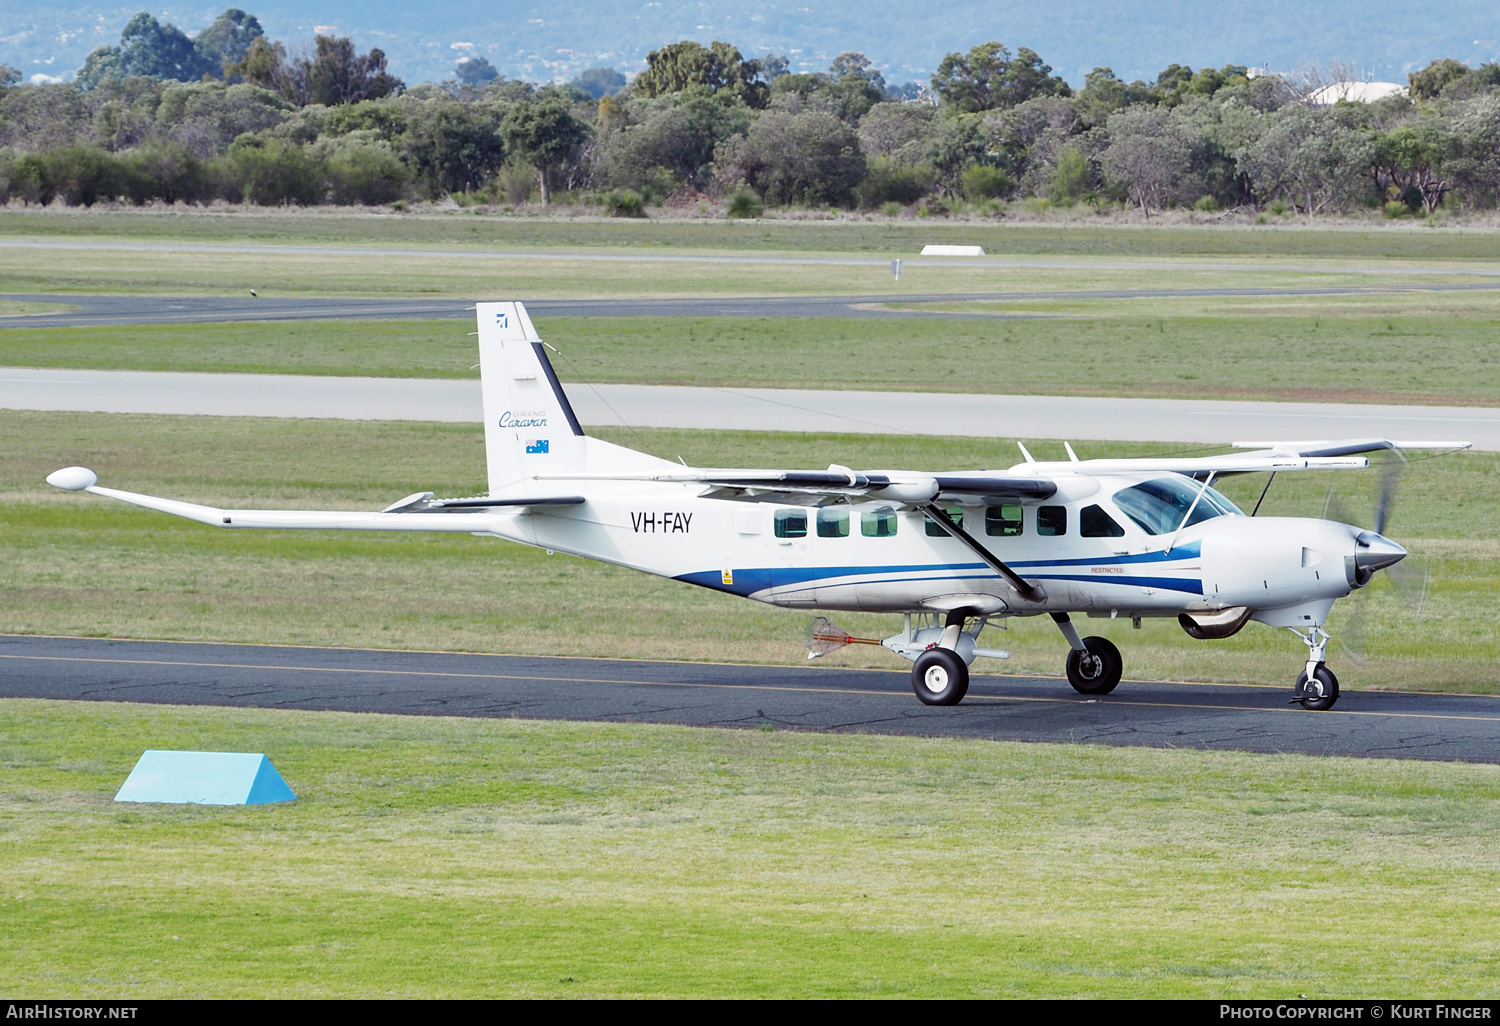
477,301,585,493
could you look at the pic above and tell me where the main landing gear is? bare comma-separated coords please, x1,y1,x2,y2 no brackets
1287,626,1340,711
1053,613,1122,695
910,610,972,705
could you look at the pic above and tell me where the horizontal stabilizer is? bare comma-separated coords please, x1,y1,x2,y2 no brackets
48,469,578,532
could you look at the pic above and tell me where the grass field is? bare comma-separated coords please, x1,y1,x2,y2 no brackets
3,410,1494,693
5,299,1500,405
9,206,1500,261
2,698,1498,997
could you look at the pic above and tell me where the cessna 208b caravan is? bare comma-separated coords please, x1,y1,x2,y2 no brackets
47,302,1470,711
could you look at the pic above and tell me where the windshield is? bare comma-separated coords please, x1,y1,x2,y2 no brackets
1111,477,1245,536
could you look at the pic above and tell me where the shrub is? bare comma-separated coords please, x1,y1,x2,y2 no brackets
1048,146,1091,204
603,188,647,217
857,157,933,208
226,135,324,205
879,200,902,217
1193,195,1218,212
961,163,1013,201
725,187,762,218
318,133,408,205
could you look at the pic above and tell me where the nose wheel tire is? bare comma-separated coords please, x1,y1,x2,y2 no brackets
912,648,969,706
1294,664,1340,711
1066,636,1123,695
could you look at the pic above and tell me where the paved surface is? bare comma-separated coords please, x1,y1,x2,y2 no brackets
9,281,1500,327
3,367,1496,448
2,635,1496,763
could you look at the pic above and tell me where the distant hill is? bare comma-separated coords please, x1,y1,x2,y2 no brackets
5,1,1499,87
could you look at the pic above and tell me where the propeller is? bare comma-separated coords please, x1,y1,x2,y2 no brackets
1324,453,1432,663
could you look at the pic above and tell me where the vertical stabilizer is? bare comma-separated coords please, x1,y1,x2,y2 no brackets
477,301,585,492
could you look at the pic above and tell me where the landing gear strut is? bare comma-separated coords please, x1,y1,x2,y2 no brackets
1287,626,1339,711
1054,613,1123,695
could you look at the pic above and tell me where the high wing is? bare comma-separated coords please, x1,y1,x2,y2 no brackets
530,437,1473,506
1231,439,1473,457
534,466,1058,504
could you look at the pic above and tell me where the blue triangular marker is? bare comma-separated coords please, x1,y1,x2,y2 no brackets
245,755,297,805
115,751,297,805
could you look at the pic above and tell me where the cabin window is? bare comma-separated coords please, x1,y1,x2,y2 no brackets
817,508,850,538
1080,504,1126,538
1112,478,1244,536
984,504,1023,537
924,506,963,536
861,506,899,537
1037,505,1067,536
773,508,808,538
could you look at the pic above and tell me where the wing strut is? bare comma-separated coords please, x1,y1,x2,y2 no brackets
919,503,1042,600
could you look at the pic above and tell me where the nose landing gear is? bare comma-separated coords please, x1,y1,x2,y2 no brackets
1287,626,1340,710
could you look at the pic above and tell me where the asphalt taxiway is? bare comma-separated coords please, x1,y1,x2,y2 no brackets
3,635,1496,763
7,282,1500,327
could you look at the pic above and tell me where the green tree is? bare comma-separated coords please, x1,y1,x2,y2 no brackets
77,12,213,90
716,108,866,206
456,56,500,88
598,91,751,190
0,64,20,89
500,98,590,204
194,9,264,73
572,67,625,99
1372,122,1457,212
1099,106,1191,214
402,102,505,197
930,42,1070,114
1409,58,1472,101
1238,105,1375,215
307,36,403,106
829,52,884,91
633,41,768,108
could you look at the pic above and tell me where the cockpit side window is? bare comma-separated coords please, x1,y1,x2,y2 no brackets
1111,477,1244,536
1080,504,1125,538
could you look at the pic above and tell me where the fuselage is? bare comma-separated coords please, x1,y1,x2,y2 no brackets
485,470,1383,627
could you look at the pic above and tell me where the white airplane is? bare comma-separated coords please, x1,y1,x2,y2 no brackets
46,301,1470,711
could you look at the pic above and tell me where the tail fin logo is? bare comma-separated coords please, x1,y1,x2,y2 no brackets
525,439,550,454
496,312,509,328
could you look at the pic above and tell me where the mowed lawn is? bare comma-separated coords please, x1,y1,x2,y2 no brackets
2,698,1499,998
9,206,1500,261
4,298,1500,404
3,411,1496,693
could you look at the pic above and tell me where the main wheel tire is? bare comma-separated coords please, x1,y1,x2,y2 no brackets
1295,664,1340,711
1065,636,1123,695
912,648,969,706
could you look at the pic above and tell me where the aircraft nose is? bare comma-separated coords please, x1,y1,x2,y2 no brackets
1345,529,1406,587
1354,529,1407,573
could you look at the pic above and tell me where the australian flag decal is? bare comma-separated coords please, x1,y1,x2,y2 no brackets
525,439,549,454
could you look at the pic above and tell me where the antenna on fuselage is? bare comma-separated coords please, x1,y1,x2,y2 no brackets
1063,442,1080,462
1017,442,1037,464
